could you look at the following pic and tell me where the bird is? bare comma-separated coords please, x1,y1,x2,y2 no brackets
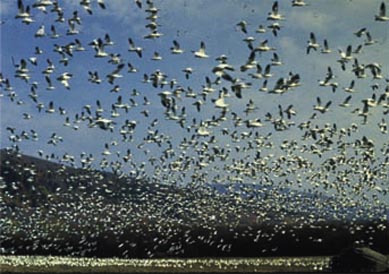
271,53,282,66
364,31,377,46
354,27,367,37
80,0,93,14
2,0,389,259
170,40,184,54
89,117,115,131
214,94,229,109
182,67,193,79
292,0,308,7
338,45,353,62
56,72,72,89
66,19,79,35
45,101,55,113
284,105,297,119
151,51,162,61
106,64,125,84
88,71,102,84
375,2,389,21
268,22,282,36
321,39,331,54
249,64,263,79
127,62,138,73
135,0,142,9
97,0,106,9
93,38,108,58
339,95,352,107
45,76,55,90
193,41,209,58
15,0,34,24
256,25,267,33
343,80,356,93
49,25,60,39
34,25,46,38
236,21,248,34
254,39,276,52
259,79,269,92
313,97,332,113
104,33,114,46
128,38,143,57
267,1,285,21
144,30,163,39
307,32,320,54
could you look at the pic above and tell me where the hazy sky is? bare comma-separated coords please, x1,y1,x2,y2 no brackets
1,1,388,205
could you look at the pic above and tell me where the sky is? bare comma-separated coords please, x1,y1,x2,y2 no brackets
0,0,388,209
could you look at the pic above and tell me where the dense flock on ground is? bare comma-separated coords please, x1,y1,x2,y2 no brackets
0,0,388,258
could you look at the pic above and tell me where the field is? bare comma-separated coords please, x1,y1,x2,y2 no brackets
0,255,332,273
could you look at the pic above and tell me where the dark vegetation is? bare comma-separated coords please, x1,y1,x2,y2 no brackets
1,148,388,259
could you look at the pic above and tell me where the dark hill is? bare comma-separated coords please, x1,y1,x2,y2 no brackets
1,148,388,258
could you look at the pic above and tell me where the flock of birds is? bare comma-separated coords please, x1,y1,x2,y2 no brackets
1,0,389,258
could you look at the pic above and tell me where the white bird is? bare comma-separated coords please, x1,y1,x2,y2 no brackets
57,72,72,89
128,38,143,57
144,30,163,39
214,95,229,109
268,22,282,36
236,20,248,34
364,31,377,46
16,0,34,24
263,64,273,78
245,119,263,128
23,113,32,120
249,64,263,79
34,25,45,38
97,0,106,9
313,97,332,113
375,2,389,21
182,67,193,79
339,95,352,107
354,27,367,37
89,71,102,85
45,76,55,90
343,80,356,93
267,1,285,20
256,25,267,33
254,39,276,52
271,52,282,66
292,0,308,7
171,40,184,54
80,0,93,14
193,41,209,58
74,39,85,51
46,101,55,113
50,25,60,39
260,79,268,92
32,0,53,8
321,39,331,54
338,45,353,62
106,63,124,84
102,143,112,156
197,123,211,136
307,32,320,54
66,20,79,35
89,118,115,131
151,51,162,61
104,33,114,46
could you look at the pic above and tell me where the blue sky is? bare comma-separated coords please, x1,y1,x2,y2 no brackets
1,1,388,207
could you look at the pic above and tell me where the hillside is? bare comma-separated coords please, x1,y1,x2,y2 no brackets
1,148,388,258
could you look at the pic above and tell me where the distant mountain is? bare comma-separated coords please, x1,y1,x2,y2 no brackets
1,148,388,258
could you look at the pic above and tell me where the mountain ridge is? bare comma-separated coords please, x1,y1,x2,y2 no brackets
1,148,388,258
